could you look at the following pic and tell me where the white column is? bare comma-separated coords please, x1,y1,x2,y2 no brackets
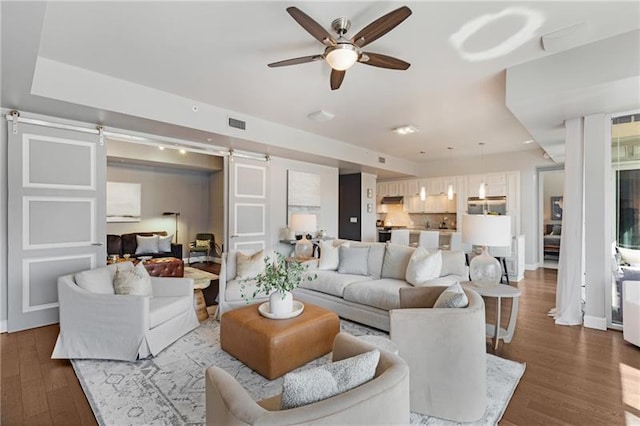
583,114,611,330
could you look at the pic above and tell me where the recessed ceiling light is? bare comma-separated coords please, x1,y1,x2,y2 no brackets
192,106,199,112
392,125,419,135
179,149,187,155
523,139,534,144
307,110,335,122
207,138,213,142
158,146,165,151
419,150,426,154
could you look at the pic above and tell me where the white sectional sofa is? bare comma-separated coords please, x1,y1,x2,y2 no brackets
217,241,469,331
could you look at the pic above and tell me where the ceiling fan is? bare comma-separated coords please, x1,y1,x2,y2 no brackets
268,6,412,90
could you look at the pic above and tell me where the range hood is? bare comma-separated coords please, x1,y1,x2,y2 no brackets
381,196,404,205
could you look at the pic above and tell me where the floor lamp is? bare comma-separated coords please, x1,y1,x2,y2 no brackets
162,212,180,244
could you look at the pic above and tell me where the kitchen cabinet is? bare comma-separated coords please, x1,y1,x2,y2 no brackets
405,180,419,197
376,182,389,197
387,182,399,196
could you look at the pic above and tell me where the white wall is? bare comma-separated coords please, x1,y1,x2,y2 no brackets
361,173,377,242
268,157,339,255
0,116,7,330
106,163,216,249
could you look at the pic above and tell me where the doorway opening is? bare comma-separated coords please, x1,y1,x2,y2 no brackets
538,167,564,270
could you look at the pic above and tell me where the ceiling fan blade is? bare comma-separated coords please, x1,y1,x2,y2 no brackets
359,52,410,70
287,7,336,47
330,69,346,90
268,55,324,68
351,6,412,48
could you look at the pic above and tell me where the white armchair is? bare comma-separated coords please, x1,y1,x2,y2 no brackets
623,280,640,347
52,263,199,361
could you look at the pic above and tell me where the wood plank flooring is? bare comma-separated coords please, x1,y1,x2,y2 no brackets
1,268,639,425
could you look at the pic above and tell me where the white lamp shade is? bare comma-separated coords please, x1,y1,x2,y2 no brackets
325,46,358,70
461,214,511,247
290,214,317,234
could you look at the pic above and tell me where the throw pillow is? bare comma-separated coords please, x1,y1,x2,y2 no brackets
338,246,369,276
281,349,380,409
75,266,115,294
405,247,442,286
195,239,210,248
113,262,153,296
135,235,159,255
236,250,265,279
318,240,349,271
433,282,469,308
381,243,415,280
158,234,173,253
440,250,467,277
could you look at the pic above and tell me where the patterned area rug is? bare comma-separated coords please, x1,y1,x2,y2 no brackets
72,317,525,425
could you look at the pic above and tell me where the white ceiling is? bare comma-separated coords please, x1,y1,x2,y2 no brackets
2,1,640,170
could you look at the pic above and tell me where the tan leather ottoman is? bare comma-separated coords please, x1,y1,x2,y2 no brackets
220,302,340,380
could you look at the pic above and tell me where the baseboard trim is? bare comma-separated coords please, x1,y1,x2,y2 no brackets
583,315,607,330
0,320,7,333
525,263,539,271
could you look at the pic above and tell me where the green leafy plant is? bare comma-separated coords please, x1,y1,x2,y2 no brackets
241,252,316,303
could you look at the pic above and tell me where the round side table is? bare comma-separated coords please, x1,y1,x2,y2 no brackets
462,282,522,350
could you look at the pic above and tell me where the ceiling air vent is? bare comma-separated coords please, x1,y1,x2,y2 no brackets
378,156,386,164
228,117,246,130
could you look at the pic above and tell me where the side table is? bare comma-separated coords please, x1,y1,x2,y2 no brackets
183,266,219,321
462,282,521,350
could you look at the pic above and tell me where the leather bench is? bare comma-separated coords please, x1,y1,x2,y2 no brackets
220,303,340,380
141,257,184,278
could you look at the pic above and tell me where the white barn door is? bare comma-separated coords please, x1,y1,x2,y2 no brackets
7,122,106,332
227,157,269,252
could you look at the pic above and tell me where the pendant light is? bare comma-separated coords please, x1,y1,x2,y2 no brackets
478,142,486,199
447,147,455,200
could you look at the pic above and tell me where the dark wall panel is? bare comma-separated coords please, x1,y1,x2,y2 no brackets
339,174,361,241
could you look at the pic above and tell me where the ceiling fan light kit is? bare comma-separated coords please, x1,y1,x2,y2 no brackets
268,6,412,90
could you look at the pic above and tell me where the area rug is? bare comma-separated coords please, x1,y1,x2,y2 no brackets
72,318,525,426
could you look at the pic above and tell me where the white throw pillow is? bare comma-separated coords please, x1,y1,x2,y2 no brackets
135,235,159,254
236,250,265,279
433,282,469,308
113,262,153,296
381,243,415,280
158,234,173,253
405,247,442,286
75,266,115,294
281,349,380,409
337,246,369,276
440,250,467,277
318,240,349,271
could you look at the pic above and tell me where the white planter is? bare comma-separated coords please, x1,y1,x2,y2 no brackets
269,291,293,315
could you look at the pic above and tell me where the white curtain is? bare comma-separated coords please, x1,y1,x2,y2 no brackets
552,118,584,325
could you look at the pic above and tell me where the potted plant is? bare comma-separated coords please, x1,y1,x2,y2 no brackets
241,252,316,315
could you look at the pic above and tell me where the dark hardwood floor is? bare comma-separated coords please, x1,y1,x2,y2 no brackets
1,268,639,425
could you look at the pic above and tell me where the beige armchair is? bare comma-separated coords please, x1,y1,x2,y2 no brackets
205,332,410,425
390,286,487,422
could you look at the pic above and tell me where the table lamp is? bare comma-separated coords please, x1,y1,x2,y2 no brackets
461,214,511,287
290,214,317,259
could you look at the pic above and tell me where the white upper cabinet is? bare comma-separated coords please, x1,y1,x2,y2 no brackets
376,182,389,197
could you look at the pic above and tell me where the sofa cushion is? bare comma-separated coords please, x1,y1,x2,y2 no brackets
113,262,153,296
440,250,468,277
281,349,380,409
406,247,442,286
299,270,373,297
135,235,160,255
318,240,349,271
236,250,265,280
350,241,386,279
158,234,173,253
338,246,370,275
149,296,192,328
225,278,269,303
343,278,412,311
433,282,469,308
381,244,415,280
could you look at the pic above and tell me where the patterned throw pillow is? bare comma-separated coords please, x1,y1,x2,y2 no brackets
113,262,153,296
280,349,380,409
433,282,468,308
195,239,210,248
